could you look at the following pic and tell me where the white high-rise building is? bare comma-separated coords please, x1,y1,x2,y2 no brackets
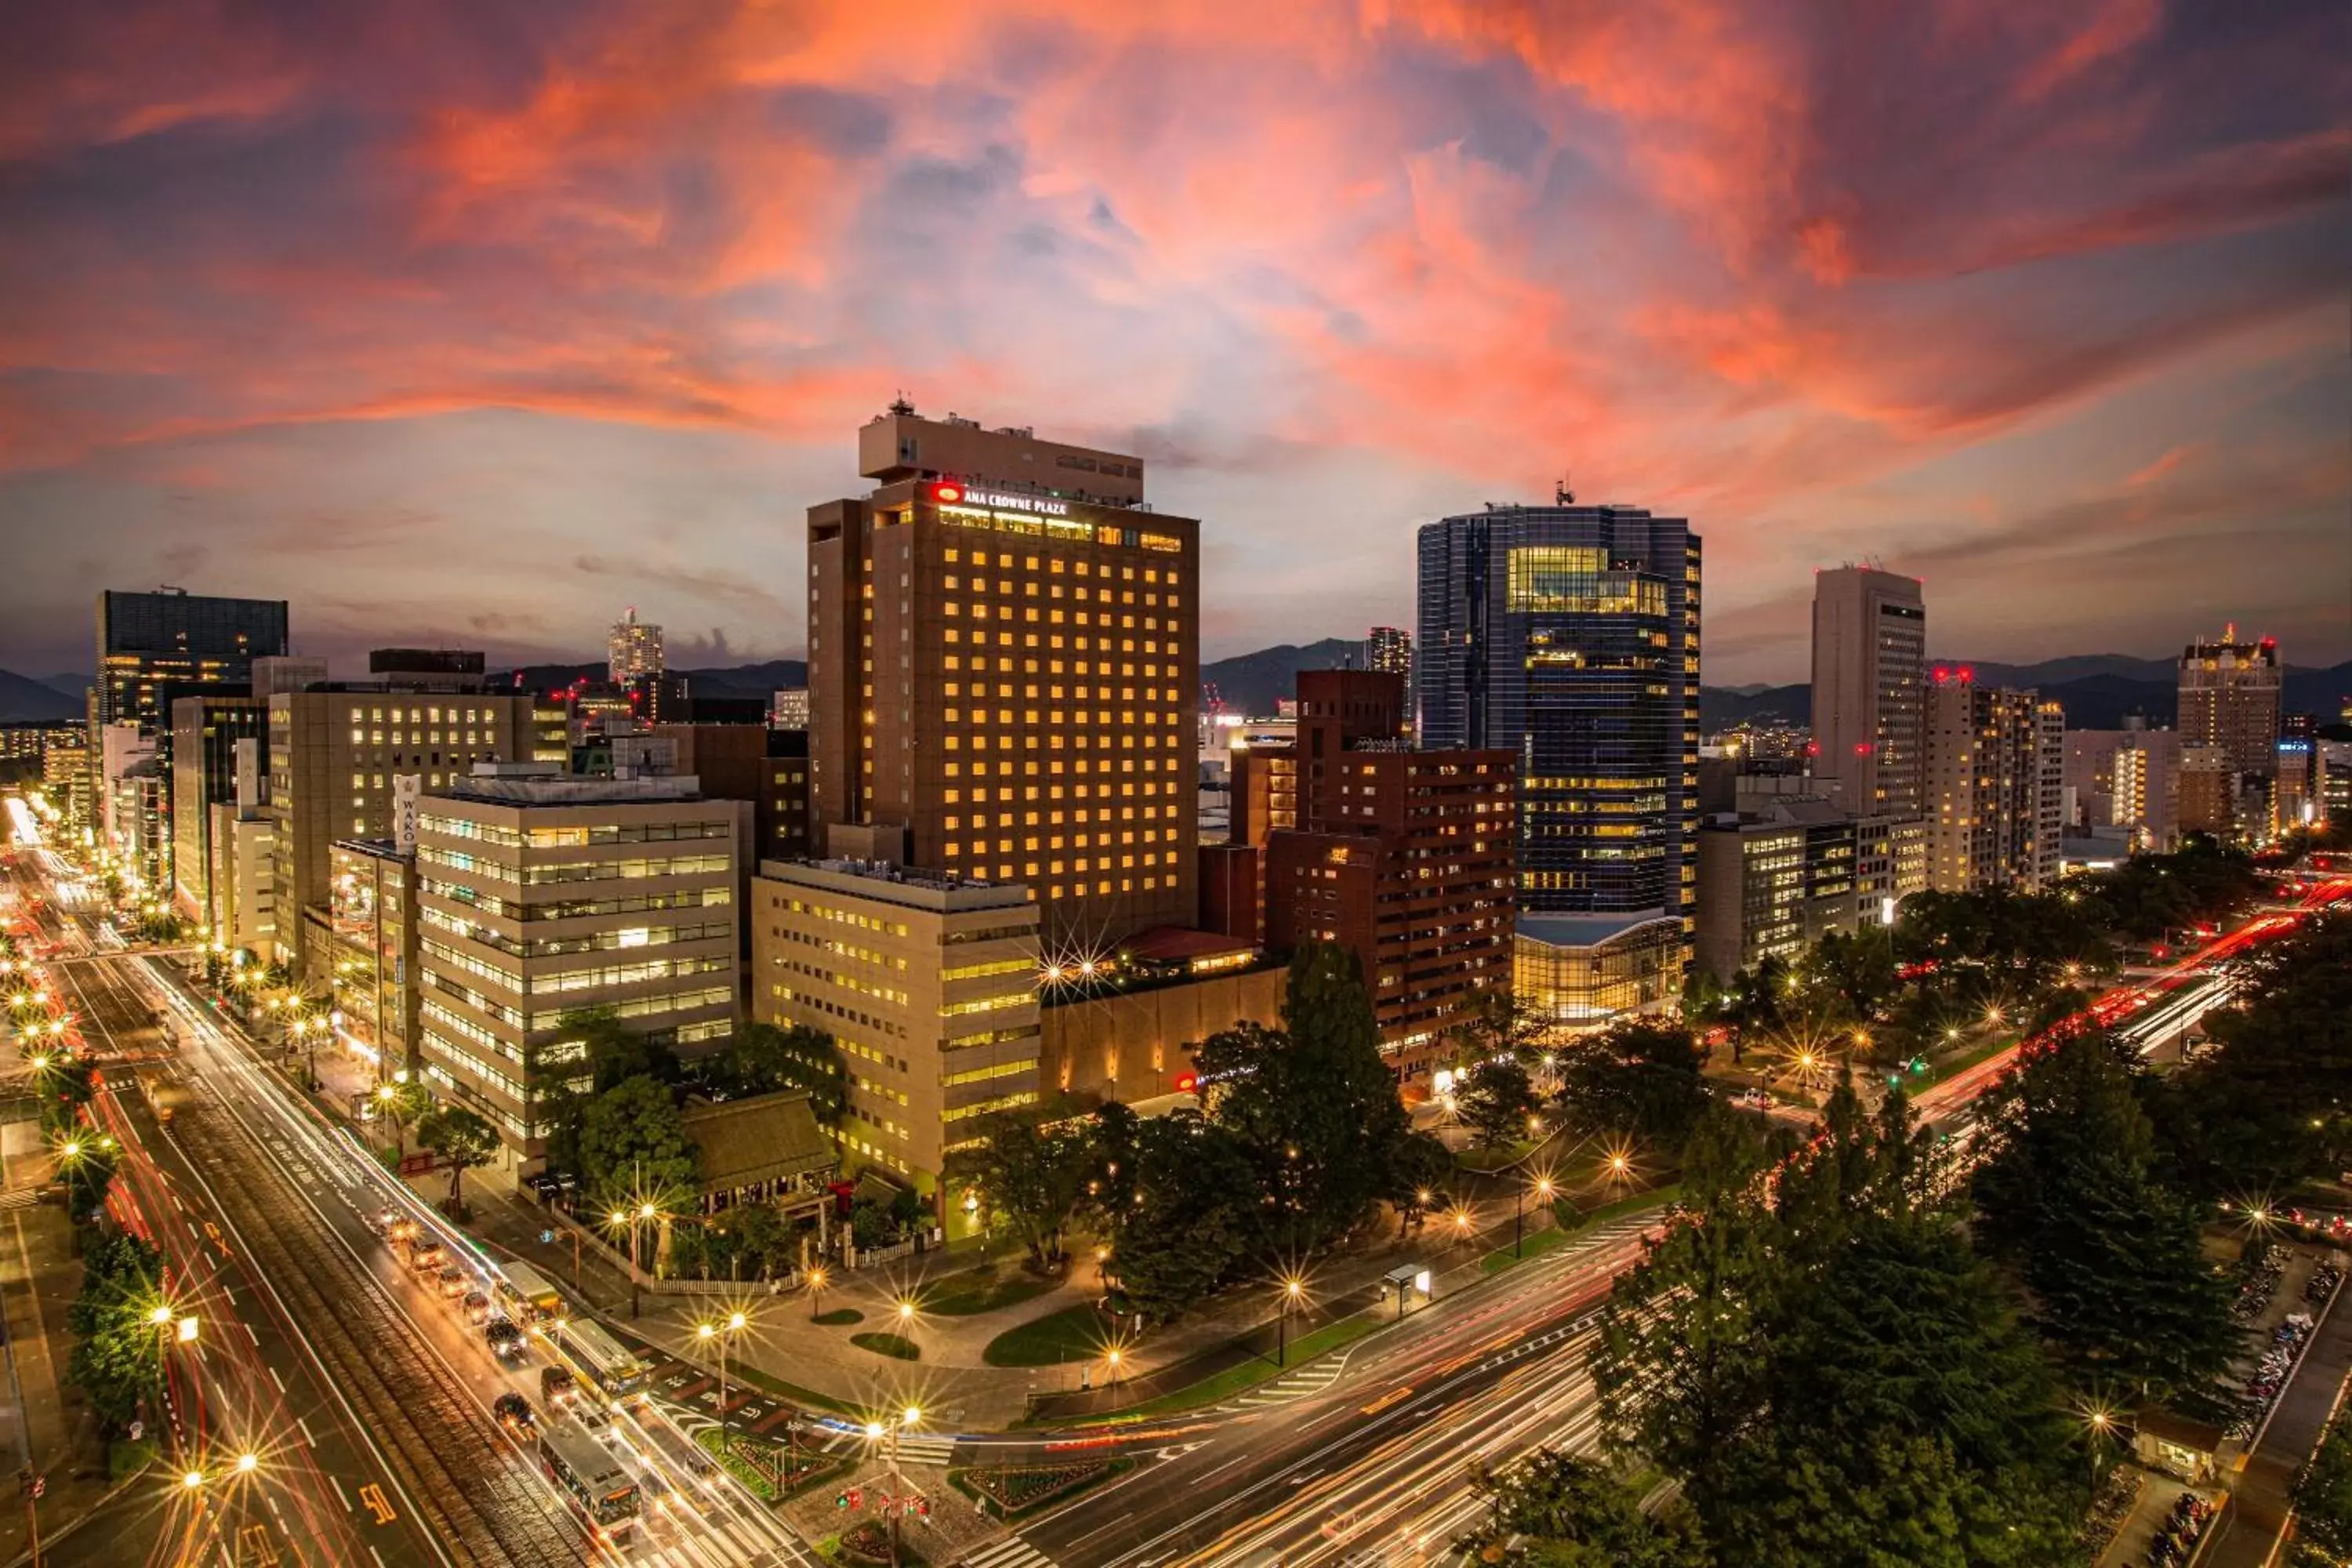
608,608,666,684
1809,566,1926,816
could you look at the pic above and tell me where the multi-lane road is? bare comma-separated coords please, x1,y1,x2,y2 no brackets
5,842,817,1568
9,805,2343,1568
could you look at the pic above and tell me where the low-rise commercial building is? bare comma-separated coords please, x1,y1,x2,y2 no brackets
750,858,1040,1194
413,770,739,1161
1515,912,1684,1030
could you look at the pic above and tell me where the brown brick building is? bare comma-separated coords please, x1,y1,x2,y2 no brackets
1221,670,1515,1076
807,405,1199,952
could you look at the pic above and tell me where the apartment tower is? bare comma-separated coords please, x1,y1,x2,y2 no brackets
1808,567,1926,816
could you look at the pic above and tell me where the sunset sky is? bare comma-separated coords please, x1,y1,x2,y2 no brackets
3,0,2345,682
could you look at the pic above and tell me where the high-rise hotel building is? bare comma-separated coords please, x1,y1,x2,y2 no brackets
807,405,1198,949
1417,503,1701,923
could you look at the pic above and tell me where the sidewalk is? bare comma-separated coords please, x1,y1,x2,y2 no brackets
2201,1244,2352,1567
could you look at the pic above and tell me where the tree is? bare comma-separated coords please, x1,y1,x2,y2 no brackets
1457,1056,1541,1150
700,1022,847,1124
377,1080,432,1152
1554,1019,1711,1151
1974,1029,2234,1401
578,1075,698,1200
953,1102,1092,1272
1444,985,1551,1071
1458,1448,1706,1566
64,1232,166,1433
1100,1111,1262,1321
2294,1411,2352,1564
60,1143,118,1225
1195,943,1410,1252
557,1007,684,1094
416,1104,501,1213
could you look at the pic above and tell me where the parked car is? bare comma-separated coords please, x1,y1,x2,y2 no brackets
492,1392,535,1437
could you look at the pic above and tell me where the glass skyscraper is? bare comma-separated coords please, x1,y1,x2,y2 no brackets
96,588,291,728
1417,503,1700,919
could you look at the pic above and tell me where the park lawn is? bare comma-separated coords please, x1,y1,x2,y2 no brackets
849,1331,920,1360
1480,1184,1682,1274
984,1304,1113,1367
812,1308,864,1326
1105,1314,1384,1420
923,1269,1056,1317
1454,1139,1537,1172
1915,1033,2015,1088
725,1360,858,1417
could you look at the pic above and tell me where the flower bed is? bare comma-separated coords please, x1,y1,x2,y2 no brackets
831,1519,925,1566
949,1458,1131,1520
694,1427,846,1503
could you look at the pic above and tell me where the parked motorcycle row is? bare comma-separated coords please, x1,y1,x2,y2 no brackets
2230,1241,2284,1324
2143,1490,2216,1567
2223,1312,2314,1443
2306,1261,2343,1304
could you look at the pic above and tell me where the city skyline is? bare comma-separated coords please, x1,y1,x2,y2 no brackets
4,3,2347,683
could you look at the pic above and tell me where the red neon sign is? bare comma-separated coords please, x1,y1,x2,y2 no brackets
1174,1072,1199,1094
932,483,963,503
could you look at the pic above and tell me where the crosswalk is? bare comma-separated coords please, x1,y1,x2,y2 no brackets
953,1535,1062,1568
1218,1352,1348,1410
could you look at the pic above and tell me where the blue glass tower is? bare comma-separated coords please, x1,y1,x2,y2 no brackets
1417,503,1700,919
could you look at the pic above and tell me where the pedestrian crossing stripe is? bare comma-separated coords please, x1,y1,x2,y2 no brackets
956,1536,1060,1568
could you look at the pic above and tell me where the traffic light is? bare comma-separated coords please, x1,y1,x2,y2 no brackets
848,1487,863,1512
916,1497,930,1518
835,1491,849,1510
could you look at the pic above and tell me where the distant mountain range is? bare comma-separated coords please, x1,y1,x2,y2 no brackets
8,648,2346,732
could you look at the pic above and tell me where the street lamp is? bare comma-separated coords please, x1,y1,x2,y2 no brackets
1276,1274,1305,1367
806,1265,829,1322
865,1405,923,1568
695,1309,750,1452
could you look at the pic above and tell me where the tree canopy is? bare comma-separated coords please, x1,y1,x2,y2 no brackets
578,1073,697,1203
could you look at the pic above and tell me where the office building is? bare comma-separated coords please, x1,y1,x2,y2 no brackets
413,771,739,1160
268,667,537,976
750,858,1040,1192
2319,740,2351,827
328,839,419,1082
1809,568,1927,815
653,724,810,866
94,588,289,731
169,696,267,921
806,403,1198,948
2063,728,2182,851
1515,913,1683,1030
1240,670,1515,1073
205,804,278,959
41,734,91,828
2274,736,2318,835
1925,674,2064,892
608,608,665,685
772,688,811,731
2178,630,2281,779
2177,746,2238,838
1368,622,1412,704
1417,501,1700,923
252,655,330,699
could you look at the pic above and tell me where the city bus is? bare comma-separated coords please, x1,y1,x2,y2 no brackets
493,1261,564,1326
537,1421,641,1544
561,1318,651,1403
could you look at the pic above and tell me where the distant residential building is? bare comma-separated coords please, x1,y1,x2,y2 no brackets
2318,740,2352,827
2177,746,2238,839
2063,728,2182,851
414,770,739,1162
1809,568,1927,816
1515,912,1683,1029
100,722,165,886
169,696,267,922
2274,737,2318,835
328,839,418,1083
750,858,1040,1193
2177,630,2281,779
1925,674,2063,892
1417,501,1700,925
771,688,811,731
268,668,537,976
42,734,91,827
1367,626,1412,730
608,608,665,685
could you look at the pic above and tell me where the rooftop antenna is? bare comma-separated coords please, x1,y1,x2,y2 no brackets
1556,474,1575,506
887,390,915,416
